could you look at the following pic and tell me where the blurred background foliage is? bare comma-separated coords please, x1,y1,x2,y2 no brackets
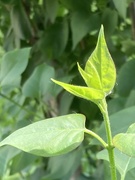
0,0,135,179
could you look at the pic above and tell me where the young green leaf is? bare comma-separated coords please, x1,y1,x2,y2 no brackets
51,79,105,103
113,123,135,157
77,62,100,88
52,26,116,104
0,114,85,157
84,25,116,95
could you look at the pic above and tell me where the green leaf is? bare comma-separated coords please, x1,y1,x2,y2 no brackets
22,63,55,98
117,59,135,97
85,25,116,95
45,0,59,23
0,146,20,178
40,19,68,58
10,1,33,40
59,0,91,11
51,79,105,103
10,152,38,174
97,148,135,179
43,148,82,179
0,48,30,88
0,114,85,157
91,106,135,144
113,0,127,19
102,8,118,37
71,11,100,49
113,123,135,157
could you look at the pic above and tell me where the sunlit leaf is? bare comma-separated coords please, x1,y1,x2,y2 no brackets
0,114,85,157
85,25,116,95
113,123,135,157
51,79,105,103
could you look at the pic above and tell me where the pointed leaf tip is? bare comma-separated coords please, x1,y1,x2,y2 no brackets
51,78,105,103
84,24,116,95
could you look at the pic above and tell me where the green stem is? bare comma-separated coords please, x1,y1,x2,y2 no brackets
0,92,42,119
98,98,117,180
84,128,108,148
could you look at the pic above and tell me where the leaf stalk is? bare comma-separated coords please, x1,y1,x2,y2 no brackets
98,99,117,180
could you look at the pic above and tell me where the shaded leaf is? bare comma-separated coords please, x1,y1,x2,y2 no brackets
113,123,135,157
97,148,135,179
102,8,118,37
0,48,30,88
0,146,20,178
45,0,59,23
59,0,91,11
71,11,100,49
10,1,33,39
40,19,68,58
117,59,135,97
10,152,38,174
22,64,55,98
0,114,85,157
113,0,127,19
91,106,135,144
43,148,82,179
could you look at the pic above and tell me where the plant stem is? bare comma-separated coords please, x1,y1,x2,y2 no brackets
84,128,108,148
0,92,42,119
98,98,117,180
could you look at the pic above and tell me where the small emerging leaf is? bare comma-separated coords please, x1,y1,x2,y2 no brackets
0,114,85,157
113,123,135,157
51,79,105,103
52,25,116,104
84,25,116,95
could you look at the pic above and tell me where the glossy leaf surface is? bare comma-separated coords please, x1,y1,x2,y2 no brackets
113,123,135,157
0,114,85,157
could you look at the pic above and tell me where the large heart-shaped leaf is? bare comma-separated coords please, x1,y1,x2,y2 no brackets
113,123,135,157
0,114,85,157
